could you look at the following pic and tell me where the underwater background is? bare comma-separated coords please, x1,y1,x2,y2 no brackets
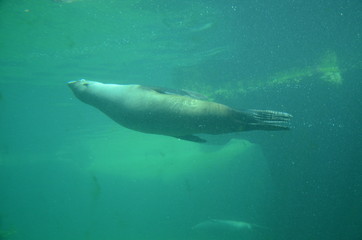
0,0,361,240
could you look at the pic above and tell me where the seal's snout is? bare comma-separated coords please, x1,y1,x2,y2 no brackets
68,79,95,105
68,79,87,86
67,80,77,87
67,79,90,91
67,80,76,90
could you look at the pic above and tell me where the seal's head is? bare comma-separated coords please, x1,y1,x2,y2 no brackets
68,79,105,105
68,79,95,92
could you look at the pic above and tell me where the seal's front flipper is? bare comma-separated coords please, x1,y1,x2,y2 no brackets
141,86,208,100
176,135,207,143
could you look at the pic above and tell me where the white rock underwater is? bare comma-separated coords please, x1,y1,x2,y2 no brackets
80,126,257,180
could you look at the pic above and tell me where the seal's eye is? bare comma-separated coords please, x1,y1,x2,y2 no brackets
79,80,89,87
79,79,89,86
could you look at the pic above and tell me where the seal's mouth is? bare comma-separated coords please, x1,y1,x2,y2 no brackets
68,80,77,85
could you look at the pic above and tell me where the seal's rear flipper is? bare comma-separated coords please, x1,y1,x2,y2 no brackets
176,135,207,143
240,109,293,131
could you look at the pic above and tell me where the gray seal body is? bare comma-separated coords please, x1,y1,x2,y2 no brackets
192,219,269,239
68,79,292,142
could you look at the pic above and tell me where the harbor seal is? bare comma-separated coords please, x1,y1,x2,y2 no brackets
193,219,269,232
68,79,292,143
192,219,270,239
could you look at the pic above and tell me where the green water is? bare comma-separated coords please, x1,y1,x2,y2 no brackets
0,0,361,240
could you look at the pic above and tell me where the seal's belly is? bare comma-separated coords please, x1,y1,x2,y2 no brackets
103,92,237,136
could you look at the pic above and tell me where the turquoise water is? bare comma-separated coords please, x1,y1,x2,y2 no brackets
0,0,361,239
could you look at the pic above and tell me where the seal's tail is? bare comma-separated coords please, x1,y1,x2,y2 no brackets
240,109,292,131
